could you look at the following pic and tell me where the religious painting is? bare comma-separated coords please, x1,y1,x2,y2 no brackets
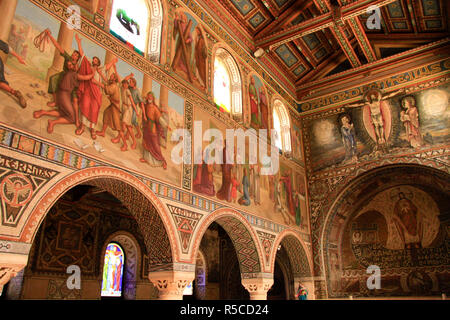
274,164,296,226
290,117,303,162
171,10,208,92
0,0,183,186
56,222,82,252
248,74,269,130
305,83,450,172
307,110,370,171
332,185,447,296
191,107,299,227
294,172,308,231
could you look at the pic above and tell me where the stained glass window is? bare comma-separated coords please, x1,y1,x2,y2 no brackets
183,281,193,296
109,0,149,55
101,243,125,297
214,58,231,113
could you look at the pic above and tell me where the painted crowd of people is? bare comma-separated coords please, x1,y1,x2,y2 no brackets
32,30,169,169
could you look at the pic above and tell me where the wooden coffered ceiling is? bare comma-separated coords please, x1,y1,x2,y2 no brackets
204,0,449,100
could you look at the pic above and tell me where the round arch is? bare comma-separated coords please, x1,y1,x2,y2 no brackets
271,96,291,154
20,167,179,268
212,45,243,119
271,229,313,277
191,208,264,276
106,0,163,62
101,231,142,300
320,164,450,297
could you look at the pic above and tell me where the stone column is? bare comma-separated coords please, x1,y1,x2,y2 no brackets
158,84,169,147
104,50,117,67
0,251,28,296
148,270,195,300
0,0,18,62
241,275,274,300
142,75,152,97
91,0,99,13
294,276,316,300
46,22,74,82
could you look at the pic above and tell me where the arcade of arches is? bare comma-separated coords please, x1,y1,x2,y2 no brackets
0,0,449,300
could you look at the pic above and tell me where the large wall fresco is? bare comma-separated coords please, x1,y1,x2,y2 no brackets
304,83,449,172
2,0,185,186
248,74,269,130
0,0,308,237
193,106,307,228
330,184,449,297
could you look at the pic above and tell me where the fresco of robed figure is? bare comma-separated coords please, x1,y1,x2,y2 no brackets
0,0,184,187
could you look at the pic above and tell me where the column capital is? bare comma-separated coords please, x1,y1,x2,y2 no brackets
0,251,28,293
241,274,274,300
148,270,195,300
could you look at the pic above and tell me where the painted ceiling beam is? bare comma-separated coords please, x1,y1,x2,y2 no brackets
347,16,377,63
255,0,398,49
315,0,361,69
254,0,312,38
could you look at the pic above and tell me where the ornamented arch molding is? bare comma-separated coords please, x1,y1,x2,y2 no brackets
271,229,313,277
319,163,450,294
211,43,243,118
19,166,179,266
310,155,449,274
191,208,265,275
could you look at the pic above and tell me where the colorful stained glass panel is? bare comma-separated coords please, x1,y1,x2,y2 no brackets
101,243,125,297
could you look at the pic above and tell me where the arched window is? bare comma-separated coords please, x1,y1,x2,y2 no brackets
101,243,125,297
213,48,242,119
109,0,162,61
273,99,291,154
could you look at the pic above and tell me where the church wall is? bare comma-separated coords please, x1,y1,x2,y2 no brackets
0,0,308,231
20,196,155,299
300,57,450,298
0,0,313,299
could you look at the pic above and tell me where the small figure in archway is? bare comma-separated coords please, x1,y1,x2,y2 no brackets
296,282,308,300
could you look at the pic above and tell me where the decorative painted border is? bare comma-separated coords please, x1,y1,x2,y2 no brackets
299,58,450,112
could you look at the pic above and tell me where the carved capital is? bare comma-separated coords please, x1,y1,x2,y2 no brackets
148,271,195,300
241,276,274,300
0,250,29,293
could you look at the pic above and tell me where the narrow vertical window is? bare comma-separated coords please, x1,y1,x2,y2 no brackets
214,58,231,112
101,243,125,297
213,48,242,118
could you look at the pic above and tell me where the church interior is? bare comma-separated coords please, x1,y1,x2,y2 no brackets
0,0,448,300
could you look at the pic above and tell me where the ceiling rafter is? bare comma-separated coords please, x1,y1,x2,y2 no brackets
315,0,361,68
347,16,377,62
255,0,312,38
255,0,398,49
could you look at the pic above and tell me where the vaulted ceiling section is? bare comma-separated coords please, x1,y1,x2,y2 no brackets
206,0,449,101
